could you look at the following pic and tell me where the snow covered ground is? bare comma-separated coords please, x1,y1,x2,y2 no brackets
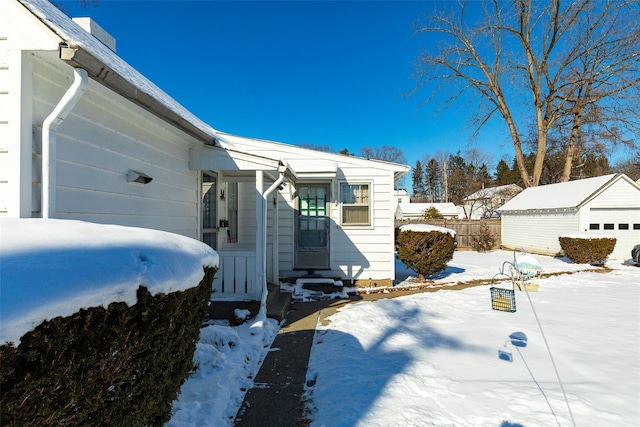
2,219,637,426
170,250,640,426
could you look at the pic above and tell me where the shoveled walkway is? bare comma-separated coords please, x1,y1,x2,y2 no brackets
234,287,439,427
233,298,340,427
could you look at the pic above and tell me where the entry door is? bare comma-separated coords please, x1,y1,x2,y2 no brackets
295,185,330,270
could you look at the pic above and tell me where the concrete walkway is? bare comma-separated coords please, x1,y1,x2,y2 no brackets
234,288,437,426
233,299,342,427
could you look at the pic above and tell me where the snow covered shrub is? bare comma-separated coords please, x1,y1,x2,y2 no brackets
472,221,496,252
559,235,616,265
396,225,457,280
0,267,216,427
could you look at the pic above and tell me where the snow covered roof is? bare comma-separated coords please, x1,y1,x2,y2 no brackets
18,0,217,143
465,184,522,201
498,174,626,211
396,203,460,217
214,132,411,174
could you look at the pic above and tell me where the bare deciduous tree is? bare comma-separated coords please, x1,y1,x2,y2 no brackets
412,0,640,186
360,145,407,164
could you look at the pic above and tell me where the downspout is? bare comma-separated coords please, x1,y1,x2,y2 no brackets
256,162,288,322
42,68,88,218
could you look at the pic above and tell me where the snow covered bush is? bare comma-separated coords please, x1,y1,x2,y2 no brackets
0,267,216,427
559,235,616,265
396,224,457,280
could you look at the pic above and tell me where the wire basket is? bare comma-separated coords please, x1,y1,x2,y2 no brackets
490,287,516,312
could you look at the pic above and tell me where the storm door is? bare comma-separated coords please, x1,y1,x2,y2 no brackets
295,184,330,270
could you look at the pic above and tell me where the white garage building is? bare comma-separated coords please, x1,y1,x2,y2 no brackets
498,174,640,261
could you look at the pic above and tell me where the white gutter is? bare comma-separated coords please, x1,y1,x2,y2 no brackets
256,161,288,322
42,68,88,218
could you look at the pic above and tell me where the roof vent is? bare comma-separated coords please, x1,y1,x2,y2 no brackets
72,17,116,52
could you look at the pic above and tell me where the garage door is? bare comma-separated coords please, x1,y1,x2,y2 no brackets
589,208,640,260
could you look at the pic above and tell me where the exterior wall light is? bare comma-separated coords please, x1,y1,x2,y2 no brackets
127,170,153,184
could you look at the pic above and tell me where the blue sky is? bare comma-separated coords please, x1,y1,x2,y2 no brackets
58,0,516,176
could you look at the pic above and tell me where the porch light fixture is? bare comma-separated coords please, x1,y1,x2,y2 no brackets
220,188,225,199
127,169,153,184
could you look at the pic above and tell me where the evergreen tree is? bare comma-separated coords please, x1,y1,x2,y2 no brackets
411,160,426,199
494,159,515,185
425,158,442,202
447,151,469,205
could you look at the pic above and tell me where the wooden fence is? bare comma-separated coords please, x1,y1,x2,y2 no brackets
395,219,502,250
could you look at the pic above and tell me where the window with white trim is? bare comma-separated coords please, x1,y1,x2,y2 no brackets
340,183,371,226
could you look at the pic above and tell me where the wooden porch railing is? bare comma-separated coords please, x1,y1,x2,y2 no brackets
212,251,260,300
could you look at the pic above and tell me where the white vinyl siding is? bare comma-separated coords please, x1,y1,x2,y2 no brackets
0,34,11,214
501,211,580,256
28,55,200,237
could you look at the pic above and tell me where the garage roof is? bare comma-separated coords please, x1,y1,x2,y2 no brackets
499,174,620,211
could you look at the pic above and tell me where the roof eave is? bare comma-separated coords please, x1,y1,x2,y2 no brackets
59,43,215,145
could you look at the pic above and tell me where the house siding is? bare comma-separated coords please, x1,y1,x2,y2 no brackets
1,0,62,218
278,160,396,282
501,211,580,256
0,32,11,215
224,135,401,282
26,54,200,237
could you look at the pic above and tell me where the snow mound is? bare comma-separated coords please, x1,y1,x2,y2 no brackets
0,218,218,345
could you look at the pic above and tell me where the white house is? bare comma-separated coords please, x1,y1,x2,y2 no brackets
394,189,410,206
463,184,522,219
498,174,640,260
395,202,462,221
0,0,409,300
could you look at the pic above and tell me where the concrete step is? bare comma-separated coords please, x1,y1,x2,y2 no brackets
266,285,292,323
207,285,291,325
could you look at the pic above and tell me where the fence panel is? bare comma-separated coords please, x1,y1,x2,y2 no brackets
396,219,501,250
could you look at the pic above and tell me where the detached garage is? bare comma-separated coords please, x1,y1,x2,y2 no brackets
498,174,640,261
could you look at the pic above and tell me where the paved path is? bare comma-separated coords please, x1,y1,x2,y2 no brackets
234,288,435,426
234,299,339,426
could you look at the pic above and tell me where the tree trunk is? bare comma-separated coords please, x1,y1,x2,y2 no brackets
561,111,583,182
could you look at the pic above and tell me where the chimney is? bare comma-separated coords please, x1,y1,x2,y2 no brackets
72,17,116,52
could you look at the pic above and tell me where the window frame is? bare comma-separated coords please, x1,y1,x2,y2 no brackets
339,181,373,227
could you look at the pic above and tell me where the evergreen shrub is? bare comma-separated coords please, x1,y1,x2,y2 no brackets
422,207,444,219
558,236,616,265
0,266,216,427
472,221,496,252
396,228,456,280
